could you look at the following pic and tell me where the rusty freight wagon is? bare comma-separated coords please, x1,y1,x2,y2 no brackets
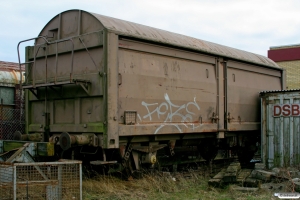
17,10,285,172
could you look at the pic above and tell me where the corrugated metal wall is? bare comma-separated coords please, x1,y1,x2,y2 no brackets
261,91,300,168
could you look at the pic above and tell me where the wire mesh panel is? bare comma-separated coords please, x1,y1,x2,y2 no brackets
0,160,82,200
0,163,14,200
0,85,25,140
124,111,137,125
0,108,25,140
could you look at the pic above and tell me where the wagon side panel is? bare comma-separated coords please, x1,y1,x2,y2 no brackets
118,40,218,136
227,61,283,132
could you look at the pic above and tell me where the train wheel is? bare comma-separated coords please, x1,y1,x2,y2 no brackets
198,138,218,162
237,146,256,165
237,139,258,165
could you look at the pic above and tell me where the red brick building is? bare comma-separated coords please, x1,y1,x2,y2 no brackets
268,45,300,89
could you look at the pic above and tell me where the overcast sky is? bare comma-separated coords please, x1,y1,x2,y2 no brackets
1,0,300,63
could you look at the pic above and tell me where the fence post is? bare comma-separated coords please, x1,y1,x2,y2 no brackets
58,165,62,199
80,163,82,200
13,165,16,200
0,99,2,140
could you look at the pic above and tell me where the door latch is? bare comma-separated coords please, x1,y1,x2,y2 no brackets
227,112,234,123
211,112,219,123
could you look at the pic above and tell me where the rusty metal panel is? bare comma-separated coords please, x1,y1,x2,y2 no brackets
91,11,279,69
31,32,104,60
216,59,225,138
37,10,104,44
54,99,75,124
0,61,25,88
261,90,300,168
30,101,44,124
0,61,25,71
28,97,104,133
80,97,104,123
118,45,217,135
119,38,216,65
25,11,105,137
27,48,103,87
0,71,22,87
60,10,79,38
227,61,283,132
35,10,281,70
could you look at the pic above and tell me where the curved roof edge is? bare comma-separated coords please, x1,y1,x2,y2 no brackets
38,10,280,69
89,11,279,69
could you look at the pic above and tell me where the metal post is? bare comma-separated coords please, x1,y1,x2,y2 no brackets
80,163,82,200
13,166,16,200
26,180,28,200
0,99,2,140
58,165,62,200
44,112,50,142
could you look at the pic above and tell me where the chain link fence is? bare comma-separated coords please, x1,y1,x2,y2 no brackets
0,107,25,140
0,85,25,140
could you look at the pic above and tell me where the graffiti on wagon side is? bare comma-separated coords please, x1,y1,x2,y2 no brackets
140,93,200,134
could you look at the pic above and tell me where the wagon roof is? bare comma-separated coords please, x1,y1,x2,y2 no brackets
89,12,279,69
39,10,280,69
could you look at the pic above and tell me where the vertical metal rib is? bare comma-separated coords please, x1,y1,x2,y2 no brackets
55,43,58,83
78,10,81,36
70,38,74,81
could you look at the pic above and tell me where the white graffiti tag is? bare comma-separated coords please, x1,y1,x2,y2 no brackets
141,93,200,134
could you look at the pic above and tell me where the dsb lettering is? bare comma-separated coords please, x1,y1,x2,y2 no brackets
273,104,300,117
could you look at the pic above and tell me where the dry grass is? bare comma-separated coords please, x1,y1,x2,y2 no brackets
82,169,274,200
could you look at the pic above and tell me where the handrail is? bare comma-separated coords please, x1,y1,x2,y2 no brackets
17,36,74,89
17,36,49,89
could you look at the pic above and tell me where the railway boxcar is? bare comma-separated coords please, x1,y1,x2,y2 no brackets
18,10,285,171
